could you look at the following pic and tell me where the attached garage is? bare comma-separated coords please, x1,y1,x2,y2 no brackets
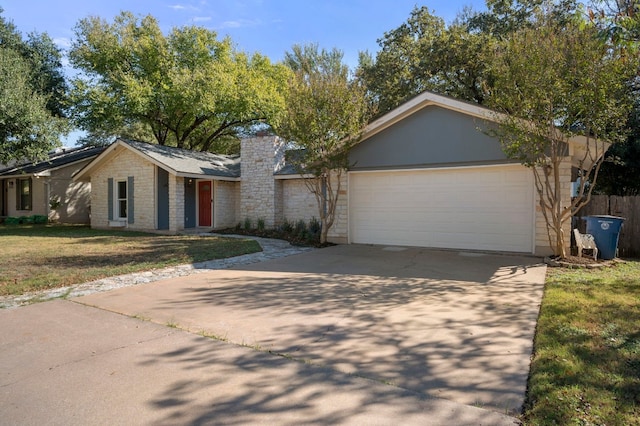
349,165,534,253
346,92,544,254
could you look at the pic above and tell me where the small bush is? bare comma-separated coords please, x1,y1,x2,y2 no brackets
308,217,321,235
243,217,252,230
4,216,20,225
280,218,293,233
294,219,307,237
33,215,48,224
257,218,265,231
235,222,242,231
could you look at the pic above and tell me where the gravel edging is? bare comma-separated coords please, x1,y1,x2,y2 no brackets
0,234,314,309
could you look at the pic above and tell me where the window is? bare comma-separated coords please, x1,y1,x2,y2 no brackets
117,180,127,219
17,178,32,211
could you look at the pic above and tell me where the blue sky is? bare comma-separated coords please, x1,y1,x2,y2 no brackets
2,0,486,66
1,0,486,144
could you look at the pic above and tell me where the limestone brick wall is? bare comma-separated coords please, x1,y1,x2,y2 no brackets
327,170,349,244
240,135,285,228
169,175,184,232
214,180,238,229
534,157,572,256
281,179,318,223
90,146,156,231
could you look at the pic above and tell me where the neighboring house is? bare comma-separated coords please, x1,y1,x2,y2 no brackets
0,146,105,223
74,91,601,256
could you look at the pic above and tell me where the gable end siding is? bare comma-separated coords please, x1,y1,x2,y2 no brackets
349,106,510,171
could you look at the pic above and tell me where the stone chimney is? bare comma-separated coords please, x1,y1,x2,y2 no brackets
240,135,285,228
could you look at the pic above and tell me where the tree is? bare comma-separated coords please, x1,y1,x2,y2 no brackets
357,7,494,114
69,12,290,153
486,16,636,257
0,49,68,163
276,44,371,244
357,2,580,116
0,10,68,163
594,94,640,195
588,0,640,195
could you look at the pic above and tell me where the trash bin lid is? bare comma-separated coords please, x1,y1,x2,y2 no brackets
587,215,625,221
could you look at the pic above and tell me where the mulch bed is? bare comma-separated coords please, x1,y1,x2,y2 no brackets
544,254,622,269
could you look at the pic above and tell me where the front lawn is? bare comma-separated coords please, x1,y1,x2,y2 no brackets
523,261,640,425
0,224,261,296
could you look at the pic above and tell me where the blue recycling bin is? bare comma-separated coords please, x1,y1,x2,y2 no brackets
584,215,625,260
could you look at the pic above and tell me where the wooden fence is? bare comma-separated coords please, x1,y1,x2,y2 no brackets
575,195,640,258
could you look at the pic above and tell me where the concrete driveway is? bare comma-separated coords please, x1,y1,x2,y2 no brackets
1,244,545,425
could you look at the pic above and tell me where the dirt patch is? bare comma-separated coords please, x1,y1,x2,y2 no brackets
544,255,621,269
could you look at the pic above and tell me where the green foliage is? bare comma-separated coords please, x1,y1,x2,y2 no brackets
3,215,48,225
294,219,307,237
595,104,640,195
358,7,496,113
279,218,293,233
69,11,291,154
276,44,370,243
357,2,582,116
243,217,252,230
486,14,637,256
0,10,69,163
588,0,640,47
256,217,265,231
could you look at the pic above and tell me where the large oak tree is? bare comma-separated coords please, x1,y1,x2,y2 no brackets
0,10,69,163
69,12,290,153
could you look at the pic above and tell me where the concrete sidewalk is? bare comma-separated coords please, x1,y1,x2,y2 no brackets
1,300,518,425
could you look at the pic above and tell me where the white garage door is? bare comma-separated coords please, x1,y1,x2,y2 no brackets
349,165,534,253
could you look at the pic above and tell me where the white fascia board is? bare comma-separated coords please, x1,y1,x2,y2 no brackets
177,172,240,181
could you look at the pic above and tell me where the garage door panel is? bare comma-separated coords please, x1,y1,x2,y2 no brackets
349,166,534,253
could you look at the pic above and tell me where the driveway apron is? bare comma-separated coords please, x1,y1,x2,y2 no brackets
76,244,546,415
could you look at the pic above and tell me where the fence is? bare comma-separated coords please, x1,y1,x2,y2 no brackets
574,195,640,258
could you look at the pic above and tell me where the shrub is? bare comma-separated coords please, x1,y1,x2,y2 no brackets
33,215,48,224
4,216,20,225
308,217,321,235
257,218,265,231
294,219,307,237
243,217,252,230
280,218,293,233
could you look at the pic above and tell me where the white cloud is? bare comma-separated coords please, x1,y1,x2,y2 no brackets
219,18,260,29
192,16,212,22
168,4,198,11
53,37,71,49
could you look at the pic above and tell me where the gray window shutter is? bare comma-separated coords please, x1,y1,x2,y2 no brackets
107,178,113,220
127,176,134,224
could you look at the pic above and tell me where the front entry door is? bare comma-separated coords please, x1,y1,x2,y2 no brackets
198,181,212,227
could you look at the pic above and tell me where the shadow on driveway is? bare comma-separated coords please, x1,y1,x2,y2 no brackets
76,244,546,416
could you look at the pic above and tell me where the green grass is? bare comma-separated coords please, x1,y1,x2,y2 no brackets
0,224,261,296
523,261,640,425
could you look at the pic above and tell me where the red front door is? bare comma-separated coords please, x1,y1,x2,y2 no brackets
198,181,212,227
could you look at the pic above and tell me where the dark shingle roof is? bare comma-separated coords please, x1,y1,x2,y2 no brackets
0,146,106,177
122,139,240,178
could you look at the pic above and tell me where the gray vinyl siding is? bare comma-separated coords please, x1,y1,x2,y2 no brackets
349,106,513,171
